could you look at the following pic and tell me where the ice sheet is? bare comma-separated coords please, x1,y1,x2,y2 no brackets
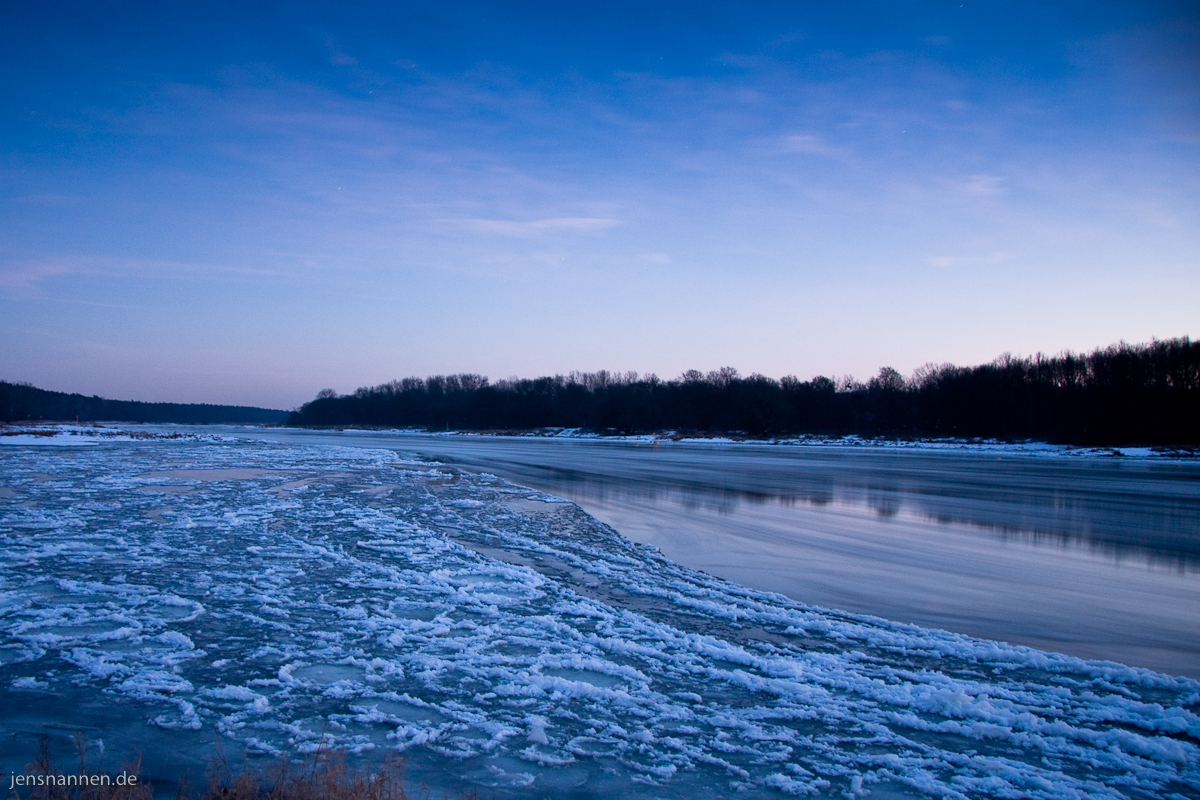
1,438,1197,798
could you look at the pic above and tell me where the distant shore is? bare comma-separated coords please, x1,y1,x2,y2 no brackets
297,425,1200,458
286,338,1200,447
7,421,1195,459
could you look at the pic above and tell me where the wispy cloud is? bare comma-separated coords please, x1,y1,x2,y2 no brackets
774,134,846,158
0,256,288,292
959,174,1006,198
0,259,83,290
446,217,621,237
639,252,672,265
928,252,1011,268
326,38,358,67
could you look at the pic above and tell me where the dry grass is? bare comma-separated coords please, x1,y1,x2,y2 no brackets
11,736,153,800
204,750,413,800
9,737,478,800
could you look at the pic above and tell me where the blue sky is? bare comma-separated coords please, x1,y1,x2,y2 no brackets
2,1,1197,409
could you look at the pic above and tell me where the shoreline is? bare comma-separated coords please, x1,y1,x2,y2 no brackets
5,422,1198,459
276,424,1200,460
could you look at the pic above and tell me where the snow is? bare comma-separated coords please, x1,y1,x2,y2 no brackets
289,425,1196,460
1,424,235,445
7,423,1192,460
0,433,99,446
0,436,1197,799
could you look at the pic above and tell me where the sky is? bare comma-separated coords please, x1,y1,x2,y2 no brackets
2,1,1198,410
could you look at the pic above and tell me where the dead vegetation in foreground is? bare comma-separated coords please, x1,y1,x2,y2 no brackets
8,738,477,800
203,751,418,800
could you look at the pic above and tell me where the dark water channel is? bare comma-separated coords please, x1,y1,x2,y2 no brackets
242,430,1200,678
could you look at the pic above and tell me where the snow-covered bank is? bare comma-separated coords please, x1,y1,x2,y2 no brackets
7,423,1195,459
0,424,236,445
296,425,1197,460
1,437,1197,798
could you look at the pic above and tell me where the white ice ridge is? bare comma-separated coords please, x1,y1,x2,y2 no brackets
323,426,1195,459
0,439,1197,799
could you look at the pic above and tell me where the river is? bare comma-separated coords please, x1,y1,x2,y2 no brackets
4,428,1199,798
240,429,1200,678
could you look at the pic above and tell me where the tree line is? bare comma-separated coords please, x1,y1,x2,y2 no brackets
286,338,1199,446
0,381,288,425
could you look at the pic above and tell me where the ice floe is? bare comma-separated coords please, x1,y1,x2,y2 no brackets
0,437,1197,798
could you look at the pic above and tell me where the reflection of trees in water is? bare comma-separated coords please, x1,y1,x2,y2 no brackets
867,492,901,518
406,440,1200,573
972,521,1199,572
506,468,1200,572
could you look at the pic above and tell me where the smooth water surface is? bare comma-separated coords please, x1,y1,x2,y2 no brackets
243,430,1200,677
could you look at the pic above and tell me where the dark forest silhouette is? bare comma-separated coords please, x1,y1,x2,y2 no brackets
0,382,287,425
287,338,1198,446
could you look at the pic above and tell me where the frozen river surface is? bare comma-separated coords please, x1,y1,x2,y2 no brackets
1,433,1198,799
249,430,1200,678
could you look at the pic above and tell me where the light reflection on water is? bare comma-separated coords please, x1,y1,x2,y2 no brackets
514,467,1200,572
239,430,1200,677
